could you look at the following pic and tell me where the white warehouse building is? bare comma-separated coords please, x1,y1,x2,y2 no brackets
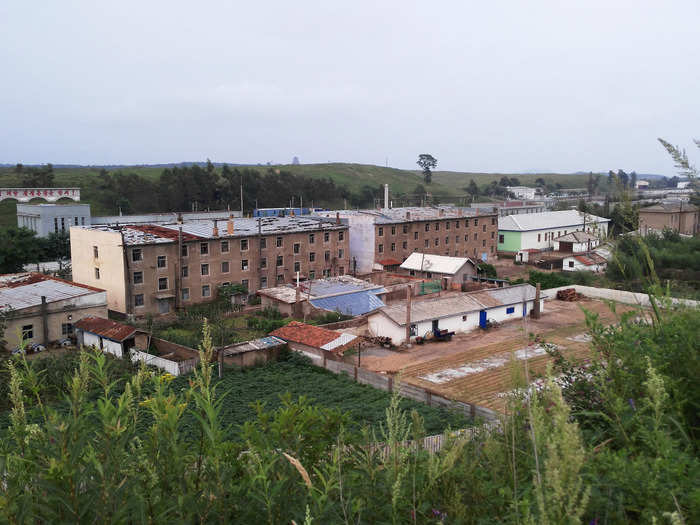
367,284,541,345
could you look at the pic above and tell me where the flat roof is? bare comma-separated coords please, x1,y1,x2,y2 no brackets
258,275,384,304
315,205,496,224
0,273,104,311
77,216,348,246
499,210,609,232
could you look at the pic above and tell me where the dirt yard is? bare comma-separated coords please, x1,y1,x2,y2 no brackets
360,298,641,412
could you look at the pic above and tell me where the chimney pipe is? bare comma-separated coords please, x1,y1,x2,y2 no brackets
41,296,48,346
227,215,234,235
212,220,219,237
405,285,412,344
405,211,411,220
530,282,541,319
439,208,445,217
384,184,389,210
335,212,340,225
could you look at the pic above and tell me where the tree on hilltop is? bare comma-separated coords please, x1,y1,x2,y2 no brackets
416,154,437,184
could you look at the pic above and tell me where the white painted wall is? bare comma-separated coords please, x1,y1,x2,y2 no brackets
82,331,124,357
130,350,181,375
562,257,606,273
541,285,698,308
314,212,376,273
517,221,608,251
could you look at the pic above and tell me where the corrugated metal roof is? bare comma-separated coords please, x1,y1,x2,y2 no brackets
220,336,286,356
377,284,537,326
554,231,599,243
74,316,137,342
321,332,358,351
400,252,474,275
499,210,609,232
258,276,383,304
0,273,104,311
310,289,385,316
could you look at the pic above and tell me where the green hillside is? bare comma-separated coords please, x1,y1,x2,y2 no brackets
0,163,591,228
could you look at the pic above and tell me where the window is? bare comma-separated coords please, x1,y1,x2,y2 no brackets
456,236,460,243
293,243,300,254
544,233,548,241
338,248,344,258
425,224,430,232
158,277,168,290
492,218,496,225
181,244,188,257
132,248,143,262
221,261,229,273
424,239,429,248
506,306,515,314
568,260,574,268
94,268,100,279
201,263,209,276
455,221,460,229
308,271,315,280
61,217,65,231
222,240,230,253
482,225,486,232
403,225,408,234
378,244,384,253
323,269,331,277
61,323,73,336
538,233,541,242
276,236,282,248
414,232,418,240
133,271,143,284
93,246,99,258
182,265,189,278
462,315,467,322
54,217,58,233
446,222,450,230
276,255,283,267
402,241,407,249
499,234,505,243
445,237,449,244
434,222,439,231
202,285,211,297
465,235,468,241
241,259,249,271
309,252,315,262
237,239,245,251
410,324,417,336
338,231,344,241
181,288,190,300
465,219,469,227
473,233,477,241
491,231,495,239
474,218,479,226
134,294,144,307
324,232,330,242
81,217,85,226
309,233,315,244
21,325,33,340
294,261,300,272
157,255,166,268
260,237,267,249
260,276,267,288
260,257,267,269
391,226,396,235
200,242,209,255
277,274,284,283
434,238,439,246
482,240,486,247
241,279,249,290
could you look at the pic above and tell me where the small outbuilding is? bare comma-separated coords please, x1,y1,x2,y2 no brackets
554,231,601,253
399,252,477,288
74,316,140,358
270,321,359,362
367,284,541,345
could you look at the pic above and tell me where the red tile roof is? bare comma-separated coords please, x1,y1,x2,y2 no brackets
378,258,402,266
74,316,138,342
126,224,202,242
574,253,607,266
270,321,358,353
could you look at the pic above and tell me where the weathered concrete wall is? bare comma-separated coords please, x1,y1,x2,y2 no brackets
130,349,181,375
542,285,698,308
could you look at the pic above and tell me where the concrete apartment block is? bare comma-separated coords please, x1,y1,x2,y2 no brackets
70,216,350,316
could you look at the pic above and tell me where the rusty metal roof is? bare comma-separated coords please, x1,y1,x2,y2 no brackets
74,316,138,342
271,321,357,353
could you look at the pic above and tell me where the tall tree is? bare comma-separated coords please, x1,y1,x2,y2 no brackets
416,154,437,184
0,228,42,273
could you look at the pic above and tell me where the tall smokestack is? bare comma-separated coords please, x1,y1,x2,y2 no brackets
384,184,389,210
531,282,541,319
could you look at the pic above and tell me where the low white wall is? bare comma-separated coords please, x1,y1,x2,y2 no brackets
542,285,698,308
130,349,181,375
83,332,123,358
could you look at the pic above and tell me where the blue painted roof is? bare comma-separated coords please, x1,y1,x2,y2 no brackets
310,290,386,316
308,279,378,296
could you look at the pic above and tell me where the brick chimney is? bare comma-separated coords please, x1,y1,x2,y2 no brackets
405,211,411,220
212,220,219,237
336,212,340,225
439,208,445,217
227,215,234,235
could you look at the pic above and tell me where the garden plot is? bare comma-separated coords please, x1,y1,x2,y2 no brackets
419,344,556,384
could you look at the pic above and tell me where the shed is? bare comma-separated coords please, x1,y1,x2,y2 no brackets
74,316,140,358
270,321,358,362
367,284,542,345
399,252,477,287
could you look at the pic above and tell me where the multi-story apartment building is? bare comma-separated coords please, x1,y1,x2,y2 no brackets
639,202,699,236
70,216,350,316
314,207,498,274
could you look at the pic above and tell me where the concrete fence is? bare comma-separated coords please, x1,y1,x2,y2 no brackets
130,349,198,376
310,352,500,423
542,285,698,308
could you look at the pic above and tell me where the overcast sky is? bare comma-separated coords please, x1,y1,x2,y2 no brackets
1,1,698,175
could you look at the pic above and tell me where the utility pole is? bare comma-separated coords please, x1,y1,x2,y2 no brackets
240,173,244,217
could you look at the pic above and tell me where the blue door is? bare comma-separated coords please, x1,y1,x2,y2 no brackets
479,310,487,328
523,303,527,317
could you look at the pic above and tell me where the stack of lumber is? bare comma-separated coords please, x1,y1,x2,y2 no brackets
556,288,582,301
